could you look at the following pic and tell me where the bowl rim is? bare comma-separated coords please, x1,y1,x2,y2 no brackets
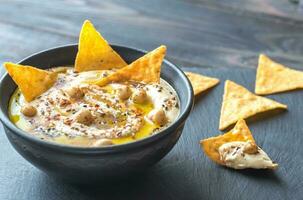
0,44,194,154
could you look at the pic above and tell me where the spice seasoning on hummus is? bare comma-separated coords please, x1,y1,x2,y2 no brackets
9,68,180,147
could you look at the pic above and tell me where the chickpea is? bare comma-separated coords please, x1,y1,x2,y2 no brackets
116,85,132,100
132,89,148,104
64,86,84,100
243,141,259,154
74,109,94,126
92,138,113,147
148,108,167,126
21,105,37,117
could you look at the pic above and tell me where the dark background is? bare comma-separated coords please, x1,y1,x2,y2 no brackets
1,0,303,199
1,0,303,74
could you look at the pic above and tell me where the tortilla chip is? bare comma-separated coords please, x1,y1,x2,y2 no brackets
90,45,166,86
201,119,255,165
219,80,287,130
255,54,303,95
4,62,57,102
75,20,127,72
185,72,219,95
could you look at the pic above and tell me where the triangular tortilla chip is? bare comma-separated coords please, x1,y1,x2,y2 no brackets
89,45,166,86
201,119,277,169
185,72,219,95
4,62,57,102
201,119,255,165
75,20,127,72
255,54,303,95
219,80,287,130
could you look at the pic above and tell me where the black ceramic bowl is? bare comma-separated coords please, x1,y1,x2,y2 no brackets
0,44,193,183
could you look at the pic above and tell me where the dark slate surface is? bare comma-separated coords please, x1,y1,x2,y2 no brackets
1,68,302,200
2,0,303,74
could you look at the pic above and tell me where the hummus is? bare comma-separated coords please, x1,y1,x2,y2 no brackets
218,141,278,169
9,67,180,147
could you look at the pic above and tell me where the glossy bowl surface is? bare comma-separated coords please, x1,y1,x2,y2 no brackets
0,44,194,183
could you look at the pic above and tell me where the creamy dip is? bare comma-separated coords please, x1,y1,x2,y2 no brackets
9,67,180,147
218,141,278,169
